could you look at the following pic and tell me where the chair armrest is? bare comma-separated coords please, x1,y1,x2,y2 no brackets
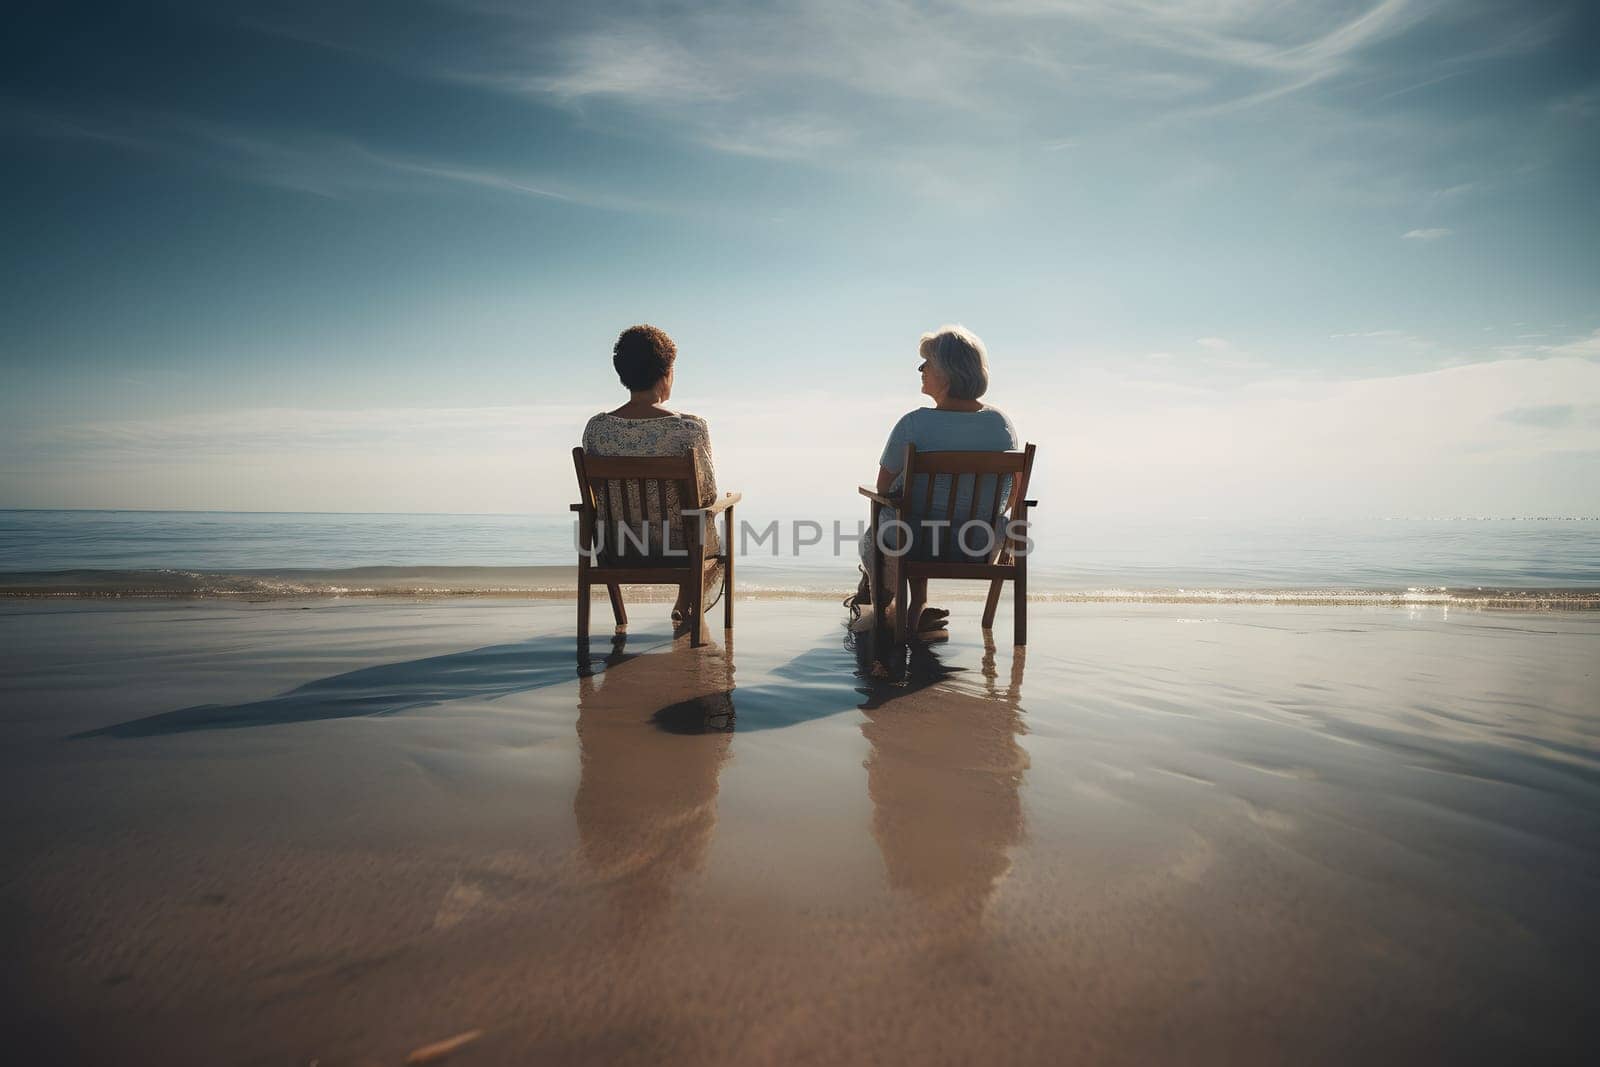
569,503,585,513
696,492,742,518
1022,499,1039,509
858,486,901,507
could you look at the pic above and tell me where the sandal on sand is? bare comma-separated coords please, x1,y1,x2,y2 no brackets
848,604,950,636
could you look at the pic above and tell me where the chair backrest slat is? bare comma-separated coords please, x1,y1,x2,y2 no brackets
645,478,661,537
1003,444,1036,556
572,448,701,567
909,451,1029,475
980,472,1006,562
899,445,1035,564
580,454,696,480
624,475,643,561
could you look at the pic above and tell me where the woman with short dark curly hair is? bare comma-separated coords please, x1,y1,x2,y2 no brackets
610,324,677,393
582,324,723,627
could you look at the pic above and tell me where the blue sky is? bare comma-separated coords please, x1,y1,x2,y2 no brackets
2,0,1597,516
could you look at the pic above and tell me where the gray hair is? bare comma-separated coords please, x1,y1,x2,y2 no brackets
919,325,990,401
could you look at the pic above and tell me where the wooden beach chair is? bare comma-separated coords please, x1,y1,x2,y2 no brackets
571,447,740,648
858,443,1037,646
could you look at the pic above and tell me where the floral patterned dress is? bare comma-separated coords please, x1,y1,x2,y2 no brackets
582,412,724,606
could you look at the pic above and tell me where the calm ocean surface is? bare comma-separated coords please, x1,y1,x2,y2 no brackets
2,509,1597,596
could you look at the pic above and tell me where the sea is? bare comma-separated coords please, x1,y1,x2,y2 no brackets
2,509,1597,606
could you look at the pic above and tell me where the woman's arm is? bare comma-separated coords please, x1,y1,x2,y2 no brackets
689,418,719,506
875,411,915,495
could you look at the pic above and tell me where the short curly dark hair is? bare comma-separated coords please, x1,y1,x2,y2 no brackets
612,324,677,392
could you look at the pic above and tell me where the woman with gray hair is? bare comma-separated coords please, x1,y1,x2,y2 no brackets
854,325,1019,637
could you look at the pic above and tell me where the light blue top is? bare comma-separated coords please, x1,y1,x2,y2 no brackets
877,406,1020,551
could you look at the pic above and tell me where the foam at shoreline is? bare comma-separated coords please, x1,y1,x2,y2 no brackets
3,567,1597,608
0,566,581,598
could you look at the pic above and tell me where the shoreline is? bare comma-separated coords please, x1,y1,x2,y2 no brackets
1,566,1598,608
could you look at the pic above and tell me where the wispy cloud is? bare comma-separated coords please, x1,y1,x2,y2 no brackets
697,113,855,160
1403,227,1453,239
16,1,1576,213
240,0,1542,173
1022,353,1600,515
18,404,597,461
534,0,1432,121
523,27,734,101
1548,84,1600,121
1501,404,1577,428
377,158,570,201
8,356,1600,516
1329,329,1439,354
1496,328,1600,361
1549,330,1600,359
971,0,1430,72
0,104,645,210
1188,336,1270,370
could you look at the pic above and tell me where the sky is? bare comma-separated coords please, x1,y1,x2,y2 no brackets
2,0,1597,518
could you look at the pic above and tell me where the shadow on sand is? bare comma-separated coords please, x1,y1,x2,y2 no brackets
640,630,883,734
642,626,1021,732
75,619,1024,745
72,631,670,739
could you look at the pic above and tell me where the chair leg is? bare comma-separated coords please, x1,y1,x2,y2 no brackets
866,502,885,637
1014,556,1028,646
982,578,1004,629
606,583,626,629
690,569,705,648
869,538,886,637
722,507,735,630
894,562,909,646
577,577,591,643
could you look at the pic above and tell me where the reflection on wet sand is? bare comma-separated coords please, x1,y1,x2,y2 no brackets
573,634,736,931
14,600,1600,1064
854,635,1030,945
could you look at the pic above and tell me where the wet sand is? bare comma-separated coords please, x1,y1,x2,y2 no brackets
1,598,1597,1065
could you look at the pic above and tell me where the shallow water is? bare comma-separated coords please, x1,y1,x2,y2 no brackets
2,599,1596,1064
3,509,1598,596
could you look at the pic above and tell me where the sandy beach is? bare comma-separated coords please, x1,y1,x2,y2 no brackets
2,597,1597,1065
8,0,1599,1063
